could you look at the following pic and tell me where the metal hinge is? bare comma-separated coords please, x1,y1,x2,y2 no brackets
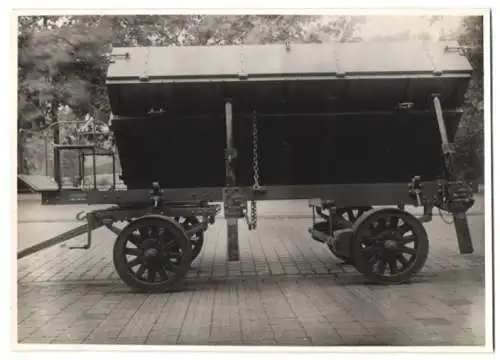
397,102,414,110
108,52,130,63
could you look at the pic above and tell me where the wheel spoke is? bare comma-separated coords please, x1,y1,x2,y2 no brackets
124,247,142,256
396,223,412,235
167,251,181,260
360,245,375,254
375,260,387,274
127,257,143,268
375,218,387,231
157,265,169,281
400,246,417,256
127,234,142,248
147,268,156,282
164,261,178,273
150,226,160,238
366,255,378,267
389,216,399,228
396,254,409,268
163,238,177,250
138,227,149,239
388,257,398,274
400,235,417,244
136,263,146,278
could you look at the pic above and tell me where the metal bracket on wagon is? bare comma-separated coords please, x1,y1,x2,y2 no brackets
408,176,423,206
225,148,237,162
252,183,267,195
223,187,245,218
435,180,475,214
150,181,164,209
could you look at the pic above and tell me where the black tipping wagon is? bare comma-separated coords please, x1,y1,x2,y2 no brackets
18,40,477,292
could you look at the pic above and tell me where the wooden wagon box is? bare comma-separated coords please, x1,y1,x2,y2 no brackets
106,41,472,190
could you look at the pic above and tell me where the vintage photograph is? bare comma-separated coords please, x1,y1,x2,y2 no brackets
15,11,489,349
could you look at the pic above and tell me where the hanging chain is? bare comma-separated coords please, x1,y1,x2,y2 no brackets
248,110,260,230
252,110,260,190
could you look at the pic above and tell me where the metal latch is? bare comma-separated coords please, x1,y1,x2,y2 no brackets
408,176,423,207
225,148,237,162
148,108,165,115
441,143,456,156
397,102,414,110
109,52,130,63
150,181,164,209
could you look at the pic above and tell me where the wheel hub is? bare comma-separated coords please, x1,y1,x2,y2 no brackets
377,231,401,247
383,239,398,249
144,248,159,259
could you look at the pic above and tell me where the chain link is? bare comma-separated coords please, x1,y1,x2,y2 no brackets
248,110,260,230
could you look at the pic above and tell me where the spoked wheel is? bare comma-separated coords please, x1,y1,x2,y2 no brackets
336,207,373,224
174,216,205,261
113,215,192,292
326,207,373,262
350,208,429,285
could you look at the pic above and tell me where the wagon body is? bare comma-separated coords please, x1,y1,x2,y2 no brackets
18,40,477,292
106,41,472,191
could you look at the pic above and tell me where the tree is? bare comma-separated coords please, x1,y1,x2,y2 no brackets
454,16,484,181
420,15,484,181
18,15,366,175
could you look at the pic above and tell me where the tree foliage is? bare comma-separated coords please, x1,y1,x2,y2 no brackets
17,15,365,175
18,14,483,182
454,16,484,181
369,15,484,181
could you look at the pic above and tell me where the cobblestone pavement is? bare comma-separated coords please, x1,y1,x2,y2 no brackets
16,200,487,347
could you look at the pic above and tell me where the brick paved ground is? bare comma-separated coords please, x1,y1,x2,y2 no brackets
16,199,487,347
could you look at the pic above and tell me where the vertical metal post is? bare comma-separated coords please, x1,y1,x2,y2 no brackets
52,108,61,189
44,135,49,176
53,134,61,190
92,146,97,191
112,153,116,190
80,152,85,189
433,96,450,150
53,146,61,190
225,100,240,261
432,94,473,254
452,212,474,254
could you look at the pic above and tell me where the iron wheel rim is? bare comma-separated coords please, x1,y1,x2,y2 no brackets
120,219,188,285
352,209,428,280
